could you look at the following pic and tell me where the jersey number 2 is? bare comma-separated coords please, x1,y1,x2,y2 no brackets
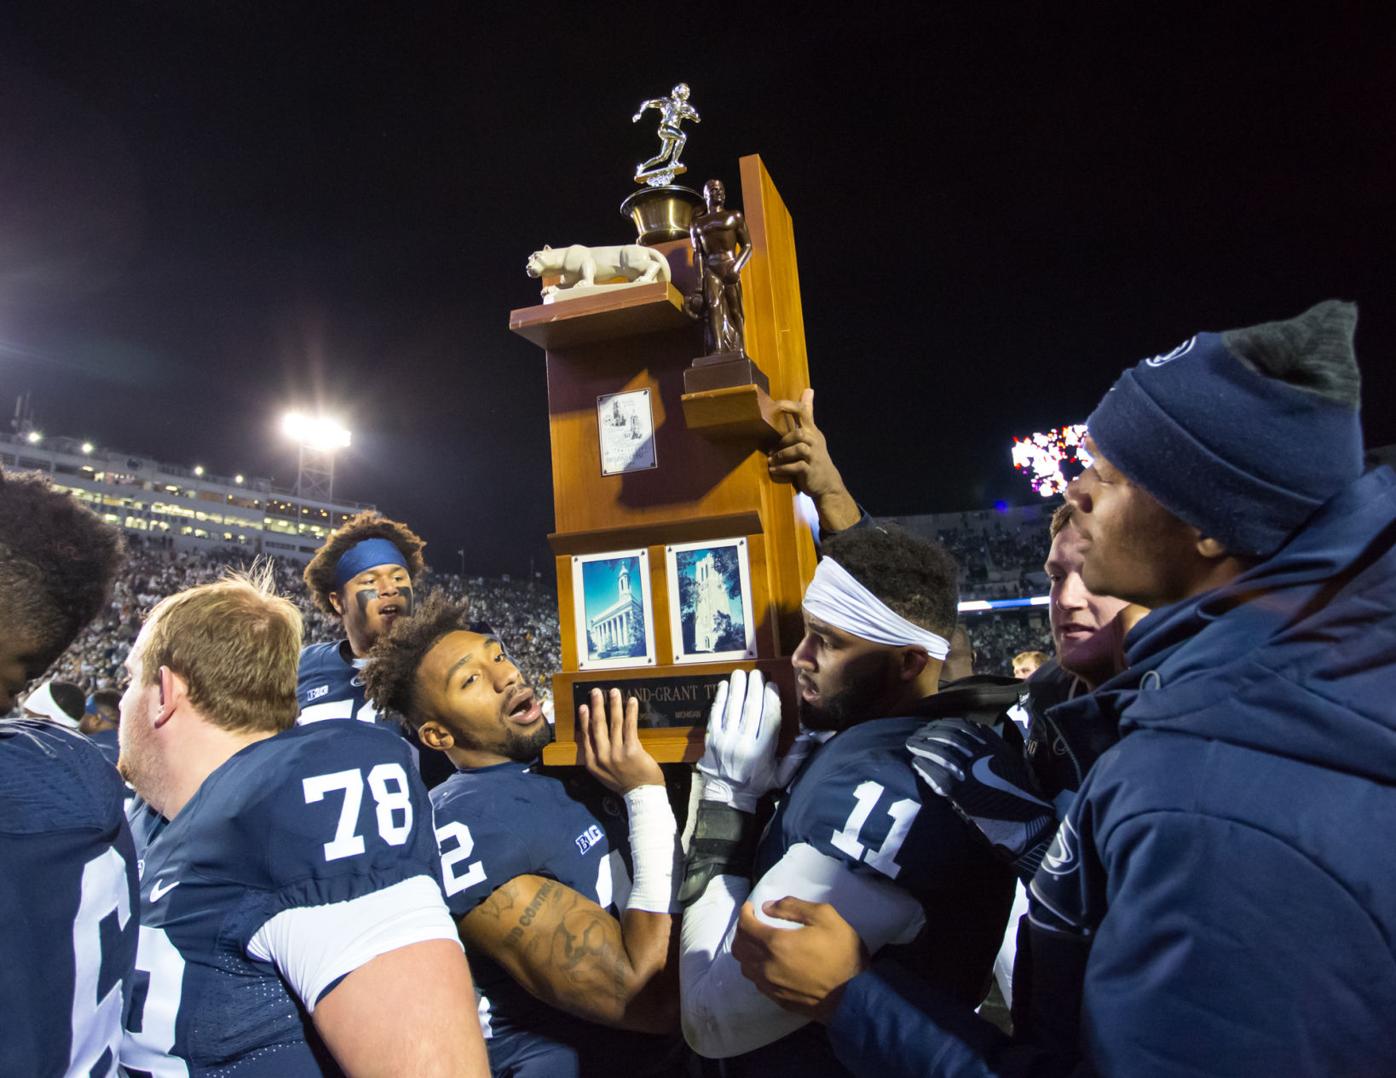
436,820,487,895
831,780,919,879
302,764,414,861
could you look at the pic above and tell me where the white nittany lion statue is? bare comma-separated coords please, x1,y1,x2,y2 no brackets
525,243,671,296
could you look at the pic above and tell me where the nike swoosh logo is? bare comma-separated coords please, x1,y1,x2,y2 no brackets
971,756,1051,807
1041,817,1078,876
150,879,181,902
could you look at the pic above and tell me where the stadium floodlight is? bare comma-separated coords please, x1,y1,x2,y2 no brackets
234,474,245,485
281,411,351,452
193,464,205,477
281,410,350,501
25,430,42,445
81,441,94,455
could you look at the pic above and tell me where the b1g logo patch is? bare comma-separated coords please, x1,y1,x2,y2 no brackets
1144,335,1196,367
306,684,330,702
575,824,604,855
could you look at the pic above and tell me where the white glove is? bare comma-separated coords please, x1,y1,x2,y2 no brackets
697,669,784,813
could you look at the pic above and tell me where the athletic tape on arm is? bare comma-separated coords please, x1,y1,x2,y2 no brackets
623,784,680,913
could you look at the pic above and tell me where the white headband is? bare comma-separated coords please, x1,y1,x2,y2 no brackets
21,680,82,730
802,557,950,659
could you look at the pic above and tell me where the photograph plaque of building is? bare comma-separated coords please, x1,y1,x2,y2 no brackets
666,538,756,665
509,92,817,763
572,549,656,670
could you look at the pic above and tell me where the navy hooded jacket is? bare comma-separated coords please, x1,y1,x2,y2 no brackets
826,466,1396,1077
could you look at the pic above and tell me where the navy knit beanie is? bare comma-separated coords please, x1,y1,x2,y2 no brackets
1086,300,1363,558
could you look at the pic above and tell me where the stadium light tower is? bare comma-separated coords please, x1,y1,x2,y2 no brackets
281,411,351,502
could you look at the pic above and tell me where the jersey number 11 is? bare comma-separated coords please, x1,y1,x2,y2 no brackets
830,780,919,879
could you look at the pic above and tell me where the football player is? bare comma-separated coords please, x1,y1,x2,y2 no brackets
18,677,88,727
117,570,488,1075
363,593,684,1077
678,524,1016,1074
1,470,136,1077
299,510,423,724
299,509,455,787
81,688,124,767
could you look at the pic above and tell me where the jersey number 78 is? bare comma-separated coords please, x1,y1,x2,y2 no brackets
302,764,414,860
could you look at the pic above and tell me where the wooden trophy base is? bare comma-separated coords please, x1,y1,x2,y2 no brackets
543,657,797,766
685,353,770,394
681,354,781,443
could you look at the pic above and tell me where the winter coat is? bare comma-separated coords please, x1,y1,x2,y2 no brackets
827,466,1396,1077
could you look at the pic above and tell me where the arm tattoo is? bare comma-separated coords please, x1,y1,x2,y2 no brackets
548,893,629,1004
475,885,517,923
505,879,557,947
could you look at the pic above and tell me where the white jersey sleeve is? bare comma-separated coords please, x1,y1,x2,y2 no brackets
247,874,460,1011
679,842,924,1058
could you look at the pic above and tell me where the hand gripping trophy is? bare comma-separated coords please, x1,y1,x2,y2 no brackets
632,83,701,188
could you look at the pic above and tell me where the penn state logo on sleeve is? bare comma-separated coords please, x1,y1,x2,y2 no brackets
1038,813,1077,877
1143,335,1196,367
1028,815,1099,937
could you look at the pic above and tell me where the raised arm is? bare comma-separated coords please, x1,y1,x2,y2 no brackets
767,388,863,533
459,689,679,1033
632,98,665,122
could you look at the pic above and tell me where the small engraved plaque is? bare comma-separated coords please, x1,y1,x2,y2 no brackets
597,389,657,475
571,672,728,729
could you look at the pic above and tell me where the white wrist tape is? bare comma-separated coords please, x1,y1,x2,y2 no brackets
802,556,950,658
624,784,679,913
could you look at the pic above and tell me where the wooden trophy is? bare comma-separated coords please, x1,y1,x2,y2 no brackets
510,154,816,764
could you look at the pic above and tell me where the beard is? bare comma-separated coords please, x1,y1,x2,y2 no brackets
797,674,885,733
501,716,554,762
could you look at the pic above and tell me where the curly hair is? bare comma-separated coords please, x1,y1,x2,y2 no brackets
0,470,126,665
820,523,959,639
302,510,427,616
362,590,470,730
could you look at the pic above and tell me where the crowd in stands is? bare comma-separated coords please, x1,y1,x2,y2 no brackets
962,612,1053,676
49,538,565,703
889,506,1053,601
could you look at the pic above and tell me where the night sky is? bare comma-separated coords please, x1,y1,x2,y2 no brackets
2,4,1392,576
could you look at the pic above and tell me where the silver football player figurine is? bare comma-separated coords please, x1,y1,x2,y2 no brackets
632,83,701,187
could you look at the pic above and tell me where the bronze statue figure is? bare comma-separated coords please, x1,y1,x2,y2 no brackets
688,179,752,358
